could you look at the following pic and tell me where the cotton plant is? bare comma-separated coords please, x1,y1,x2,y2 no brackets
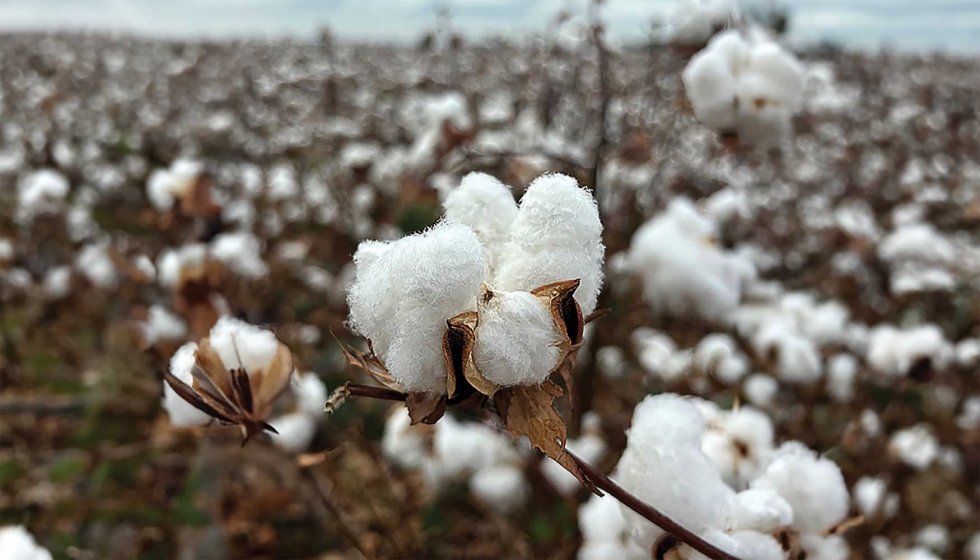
624,199,756,325
382,406,529,513
346,172,603,395
161,316,296,443
585,394,854,560
15,168,69,225
682,29,805,146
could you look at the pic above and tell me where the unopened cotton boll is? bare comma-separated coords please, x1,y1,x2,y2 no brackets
473,288,562,386
493,173,604,316
751,441,849,534
347,222,487,393
469,464,529,513
443,173,518,272
0,525,53,560
163,342,211,427
210,231,268,279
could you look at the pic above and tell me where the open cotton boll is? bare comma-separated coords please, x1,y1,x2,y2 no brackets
670,0,739,46
743,374,778,407
42,266,72,300
157,244,208,288
957,396,980,431
684,529,784,560
693,334,749,384
347,222,487,393
596,346,628,379
443,173,518,273
827,353,858,402
734,42,805,145
879,223,956,266
867,324,953,378
888,424,938,471
291,372,327,416
469,464,529,513
800,535,850,560
17,168,69,224
207,316,282,377
754,326,822,384
957,339,980,369
731,489,793,533
493,173,604,316
0,525,53,560
617,395,733,550
146,159,201,211
853,476,897,519
268,411,317,452
915,524,950,555
141,305,188,345
577,493,645,560
382,406,434,470
433,415,519,478
682,49,738,131
751,441,849,534
473,288,562,386
75,240,118,289
163,342,212,427
210,231,268,279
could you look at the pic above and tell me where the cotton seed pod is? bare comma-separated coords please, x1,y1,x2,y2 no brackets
163,318,295,443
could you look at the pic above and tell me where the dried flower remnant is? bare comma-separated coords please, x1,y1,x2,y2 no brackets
162,317,295,443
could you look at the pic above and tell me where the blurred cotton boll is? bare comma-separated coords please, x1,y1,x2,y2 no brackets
0,526,52,560
162,342,212,428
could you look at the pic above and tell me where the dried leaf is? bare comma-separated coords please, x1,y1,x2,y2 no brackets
163,369,236,424
405,392,447,425
443,312,499,397
494,380,597,493
334,333,405,392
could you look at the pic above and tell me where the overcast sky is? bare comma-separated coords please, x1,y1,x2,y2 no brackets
1,0,978,52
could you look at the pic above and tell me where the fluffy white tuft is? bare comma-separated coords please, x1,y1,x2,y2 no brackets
473,288,562,386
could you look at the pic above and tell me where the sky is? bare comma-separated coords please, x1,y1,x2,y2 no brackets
0,0,979,52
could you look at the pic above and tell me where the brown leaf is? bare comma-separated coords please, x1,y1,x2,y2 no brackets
443,312,499,397
494,380,597,494
405,392,447,425
335,333,406,392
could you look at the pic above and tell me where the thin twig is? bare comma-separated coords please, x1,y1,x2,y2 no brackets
348,383,407,401
566,449,740,560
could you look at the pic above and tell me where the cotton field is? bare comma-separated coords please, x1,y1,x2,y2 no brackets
1,12,979,560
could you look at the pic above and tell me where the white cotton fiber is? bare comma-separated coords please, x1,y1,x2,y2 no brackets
157,244,208,288
671,0,739,46
626,199,753,324
743,374,778,407
268,411,317,452
888,424,938,471
0,525,53,560
731,488,793,532
800,534,850,560
683,48,739,131
469,464,529,513
827,353,858,402
146,159,201,211
867,324,953,379
17,168,69,224
616,395,733,549
207,316,282,376
141,305,188,345
473,288,562,386
348,222,488,393
210,231,268,279
163,342,211,427
751,441,849,534
443,173,518,273
382,406,433,470
75,240,119,289
493,173,605,316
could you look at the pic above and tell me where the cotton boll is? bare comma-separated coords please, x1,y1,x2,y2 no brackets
800,534,850,560
853,476,891,518
596,346,628,379
955,338,980,369
743,374,778,407
0,525,53,560
0,239,13,262
473,288,562,386
17,168,69,224
140,305,188,345
382,406,434,470
617,395,733,549
470,464,529,513
879,223,956,266
493,173,604,316
731,489,793,532
915,524,949,555
693,334,748,384
433,415,518,478
682,49,737,131
671,0,739,46
291,372,327,416
827,354,858,402
889,424,939,471
443,173,518,272
268,411,317,452
146,159,201,211
754,326,822,384
163,342,211,427
347,222,487,393
42,266,72,300
751,441,848,534
157,244,208,288
685,529,783,560
210,231,268,279
867,324,953,379
75,240,118,288
207,316,282,376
